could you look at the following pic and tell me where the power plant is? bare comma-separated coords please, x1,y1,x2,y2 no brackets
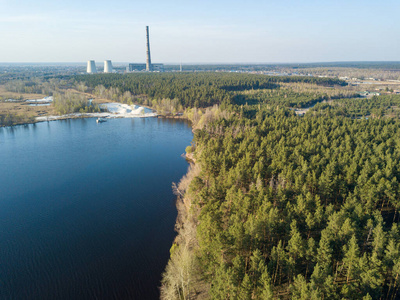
87,60,97,73
104,60,113,73
129,26,164,72
87,26,164,74
86,60,113,74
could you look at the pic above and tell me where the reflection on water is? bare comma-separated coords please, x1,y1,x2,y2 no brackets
0,118,192,299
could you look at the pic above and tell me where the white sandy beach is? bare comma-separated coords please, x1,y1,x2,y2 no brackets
35,103,157,122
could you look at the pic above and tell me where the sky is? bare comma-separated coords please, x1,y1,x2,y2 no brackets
0,0,399,63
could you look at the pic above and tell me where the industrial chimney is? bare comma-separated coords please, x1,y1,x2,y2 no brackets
104,60,113,73
87,60,97,74
146,26,152,71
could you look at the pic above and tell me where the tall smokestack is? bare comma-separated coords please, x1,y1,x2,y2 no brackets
146,26,152,71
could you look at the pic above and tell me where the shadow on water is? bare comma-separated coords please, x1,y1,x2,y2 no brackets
158,117,191,128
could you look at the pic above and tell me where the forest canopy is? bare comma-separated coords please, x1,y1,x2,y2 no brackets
73,73,347,110
74,72,400,299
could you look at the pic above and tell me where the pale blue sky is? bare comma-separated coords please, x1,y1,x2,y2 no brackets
0,0,399,63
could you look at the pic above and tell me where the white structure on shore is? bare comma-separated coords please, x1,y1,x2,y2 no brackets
87,60,97,74
104,60,113,73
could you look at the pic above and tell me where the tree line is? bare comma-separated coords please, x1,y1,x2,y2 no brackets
158,75,400,299
73,73,346,110
0,112,34,127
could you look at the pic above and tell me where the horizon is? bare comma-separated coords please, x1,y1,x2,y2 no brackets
1,60,400,66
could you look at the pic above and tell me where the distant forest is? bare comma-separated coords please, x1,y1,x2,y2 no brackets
160,61,400,71
73,73,346,109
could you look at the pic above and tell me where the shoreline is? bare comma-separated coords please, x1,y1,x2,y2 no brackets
0,102,161,128
0,88,193,128
0,109,191,128
0,112,191,128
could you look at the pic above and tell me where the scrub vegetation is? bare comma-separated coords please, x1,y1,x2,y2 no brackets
0,112,34,127
0,76,100,126
52,92,100,115
73,73,346,114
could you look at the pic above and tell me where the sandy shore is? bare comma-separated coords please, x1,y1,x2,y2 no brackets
35,103,157,122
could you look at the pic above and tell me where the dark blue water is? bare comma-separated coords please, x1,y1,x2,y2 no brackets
0,117,193,300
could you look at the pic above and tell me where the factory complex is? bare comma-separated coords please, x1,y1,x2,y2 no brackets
87,26,163,74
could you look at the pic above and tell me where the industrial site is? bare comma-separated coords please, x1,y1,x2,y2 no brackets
86,26,164,74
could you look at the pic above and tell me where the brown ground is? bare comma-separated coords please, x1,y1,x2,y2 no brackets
0,101,57,119
356,80,400,85
351,81,400,91
0,86,46,100
0,86,110,121
0,86,56,120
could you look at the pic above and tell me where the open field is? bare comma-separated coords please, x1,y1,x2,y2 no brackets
65,88,112,104
0,85,111,124
0,85,54,121
0,86,46,101
0,101,57,119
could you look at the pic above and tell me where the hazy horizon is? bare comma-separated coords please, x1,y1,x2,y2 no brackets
1,61,400,66
0,0,399,63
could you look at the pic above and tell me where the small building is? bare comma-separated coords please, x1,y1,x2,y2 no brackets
128,63,164,72
128,63,146,72
152,64,164,72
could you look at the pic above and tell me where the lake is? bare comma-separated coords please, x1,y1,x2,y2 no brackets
0,117,193,299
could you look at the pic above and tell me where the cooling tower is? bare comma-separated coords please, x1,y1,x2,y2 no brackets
104,60,113,73
87,60,97,74
146,26,152,71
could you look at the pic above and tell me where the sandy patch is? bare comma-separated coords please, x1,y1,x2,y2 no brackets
35,103,157,122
